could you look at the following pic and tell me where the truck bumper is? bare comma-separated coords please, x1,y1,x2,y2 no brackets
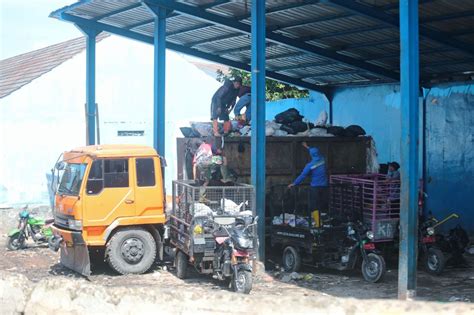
51,225,91,277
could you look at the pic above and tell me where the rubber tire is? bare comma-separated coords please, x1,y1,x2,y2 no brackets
6,235,25,251
105,227,156,275
361,253,386,283
424,247,446,276
282,246,301,272
175,250,188,279
232,269,253,294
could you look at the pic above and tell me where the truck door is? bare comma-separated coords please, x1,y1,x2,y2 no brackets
133,157,164,217
83,158,135,226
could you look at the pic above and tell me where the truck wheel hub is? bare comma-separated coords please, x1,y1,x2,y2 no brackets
121,238,145,263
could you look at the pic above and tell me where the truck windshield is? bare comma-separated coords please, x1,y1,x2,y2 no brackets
58,163,87,196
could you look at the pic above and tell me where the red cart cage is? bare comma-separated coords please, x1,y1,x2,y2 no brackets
330,174,400,242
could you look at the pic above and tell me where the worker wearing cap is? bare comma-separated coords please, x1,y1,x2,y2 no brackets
289,142,328,212
211,77,242,136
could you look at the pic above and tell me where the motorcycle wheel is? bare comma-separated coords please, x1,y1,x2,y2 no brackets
175,250,188,279
231,269,252,294
7,235,25,251
424,247,446,275
361,253,386,283
282,246,301,272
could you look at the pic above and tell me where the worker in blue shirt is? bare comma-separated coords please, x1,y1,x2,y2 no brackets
288,142,328,212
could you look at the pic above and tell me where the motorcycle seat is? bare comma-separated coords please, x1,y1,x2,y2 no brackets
44,218,55,225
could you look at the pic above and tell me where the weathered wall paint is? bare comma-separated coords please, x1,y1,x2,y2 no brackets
424,83,474,233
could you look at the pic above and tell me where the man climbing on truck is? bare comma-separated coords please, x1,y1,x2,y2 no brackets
211,77,242,136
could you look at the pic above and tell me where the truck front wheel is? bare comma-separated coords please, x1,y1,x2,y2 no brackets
106,227,156,275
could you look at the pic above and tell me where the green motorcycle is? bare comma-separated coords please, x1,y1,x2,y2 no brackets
6,207,54,250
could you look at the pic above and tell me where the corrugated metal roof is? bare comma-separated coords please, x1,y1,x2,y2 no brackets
0,34,108,99
49,0,474,89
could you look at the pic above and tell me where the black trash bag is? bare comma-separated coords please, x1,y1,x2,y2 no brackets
327,126,345,136
280,124,296,135
180,127,200,138
288,121,311,133
344,125,366,137
274,108,304,124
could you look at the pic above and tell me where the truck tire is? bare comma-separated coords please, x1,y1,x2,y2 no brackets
175,250,188,279
105,227,156,275
282,246,301,272
424,247,446,276
361,253,386,283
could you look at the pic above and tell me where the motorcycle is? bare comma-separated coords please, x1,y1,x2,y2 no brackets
420,213,469,275
6,206,54,250
213,215,256,294
173,214,257,294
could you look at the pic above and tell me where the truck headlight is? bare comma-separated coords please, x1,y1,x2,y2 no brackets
426,227,435,236
67,219,82,231
366,231,375,240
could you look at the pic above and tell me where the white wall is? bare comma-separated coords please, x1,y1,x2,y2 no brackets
0,36,220,205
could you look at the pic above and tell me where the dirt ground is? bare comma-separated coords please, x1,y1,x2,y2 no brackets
1,207,473,314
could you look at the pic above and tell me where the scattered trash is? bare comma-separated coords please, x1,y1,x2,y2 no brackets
290,272,303,281
303,274,314,281
281,274,292,283
448,295,471,303
467,246,474,255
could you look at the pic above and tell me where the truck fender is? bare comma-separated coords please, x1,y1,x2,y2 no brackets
148,225,164,261
8,229,21,237
103,220,120,242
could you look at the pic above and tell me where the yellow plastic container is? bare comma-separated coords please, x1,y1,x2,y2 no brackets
312,210,320,227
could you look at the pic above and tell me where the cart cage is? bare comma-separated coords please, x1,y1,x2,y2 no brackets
269,184,362,229
330,174,400,242
171,180,255,224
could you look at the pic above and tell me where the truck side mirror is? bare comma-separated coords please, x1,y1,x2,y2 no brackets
55,161,66,170
160,156,167,168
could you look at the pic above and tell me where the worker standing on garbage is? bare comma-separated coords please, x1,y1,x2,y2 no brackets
211,77,242,136
288,142,328,212
234,84,251,122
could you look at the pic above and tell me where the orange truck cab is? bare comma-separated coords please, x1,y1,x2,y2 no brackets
49,145,166,276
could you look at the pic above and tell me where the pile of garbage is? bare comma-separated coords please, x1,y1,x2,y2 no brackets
180,108,366,138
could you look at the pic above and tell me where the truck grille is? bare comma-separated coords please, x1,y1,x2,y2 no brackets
54,212,74,229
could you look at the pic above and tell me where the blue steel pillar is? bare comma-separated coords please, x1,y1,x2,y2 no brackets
76,25,99,145
146,3,167,157
251,0,266,261
398,0,420,300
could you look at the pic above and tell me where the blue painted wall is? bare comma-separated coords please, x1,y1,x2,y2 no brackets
266,90,329,122
329,82,473,234
332,84,403,164
424,83,474,232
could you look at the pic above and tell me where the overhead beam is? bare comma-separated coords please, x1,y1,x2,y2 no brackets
147,0,399,80
58,13,327,93
325,0,474,56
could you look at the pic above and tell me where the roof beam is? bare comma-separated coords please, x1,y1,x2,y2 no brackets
58,13,328,93
146,0,399,80
324,0,474,56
